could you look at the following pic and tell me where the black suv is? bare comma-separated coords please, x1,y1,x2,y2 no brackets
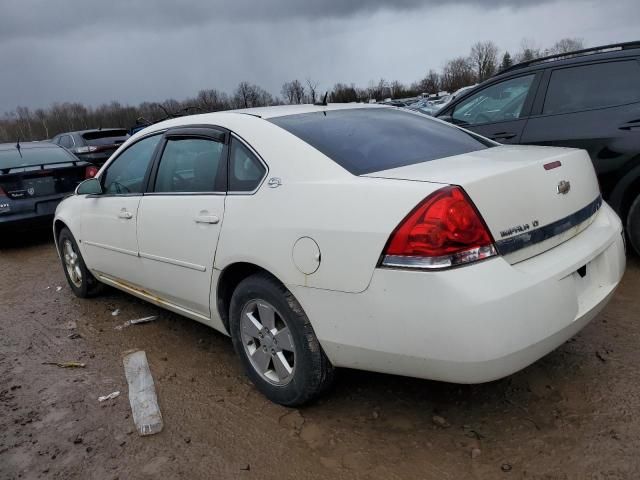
436,41,640,254
52,128,128,166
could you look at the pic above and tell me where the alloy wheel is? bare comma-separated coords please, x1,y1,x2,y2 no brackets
240,299,296,385
63,239,83,288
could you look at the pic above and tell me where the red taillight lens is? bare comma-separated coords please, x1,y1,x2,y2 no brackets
381,186,497,269
85,166,98,178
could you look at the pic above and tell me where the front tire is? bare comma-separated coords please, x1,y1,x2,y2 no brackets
57,227,103,298
229,273,334,406
627,194,640,256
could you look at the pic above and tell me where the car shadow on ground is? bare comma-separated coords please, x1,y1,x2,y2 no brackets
0,227,54,251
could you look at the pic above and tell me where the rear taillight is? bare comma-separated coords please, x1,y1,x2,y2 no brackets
85,166,99,178
381,186,497,269
74,146,98,154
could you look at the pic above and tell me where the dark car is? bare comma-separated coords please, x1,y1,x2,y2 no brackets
51,128,128,166
0,142,95,232
436,41,640,254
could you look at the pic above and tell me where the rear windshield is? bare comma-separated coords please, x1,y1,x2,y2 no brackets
82,130,129,146
0,145,75,172
268,108,492,175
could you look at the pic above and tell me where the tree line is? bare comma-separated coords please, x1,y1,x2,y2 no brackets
0,38,583,143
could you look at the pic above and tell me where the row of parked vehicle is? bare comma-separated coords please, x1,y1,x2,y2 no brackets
0,129,128,234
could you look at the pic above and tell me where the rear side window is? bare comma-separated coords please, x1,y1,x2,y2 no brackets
269,108,491,175
228,138,266,192
543,61,640,115
59,135,74,149
154,138,226,193
82,130,129,146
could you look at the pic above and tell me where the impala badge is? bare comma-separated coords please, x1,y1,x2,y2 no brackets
557,180,571,195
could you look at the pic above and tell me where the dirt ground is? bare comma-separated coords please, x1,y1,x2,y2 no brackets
1,230,639,480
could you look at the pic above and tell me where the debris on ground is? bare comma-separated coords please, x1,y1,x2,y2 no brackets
596,351,607,362
56,286,63,292
123,350,163,436
432,415,450,428
42,361,86,368
68,333,82,340
111,309,120,316
115,315,158,331
98,391,121,402
501,463,513,472
471,447,481,459
240,464,251,471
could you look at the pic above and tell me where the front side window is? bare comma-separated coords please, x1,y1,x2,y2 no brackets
452,74,535,126
102,134,161,194
543,61,640,115
154,137,225,193
228,138,266,192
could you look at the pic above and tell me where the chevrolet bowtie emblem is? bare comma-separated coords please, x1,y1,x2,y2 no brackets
557,180,571,195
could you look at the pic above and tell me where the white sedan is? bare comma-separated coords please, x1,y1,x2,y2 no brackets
54,104,626,405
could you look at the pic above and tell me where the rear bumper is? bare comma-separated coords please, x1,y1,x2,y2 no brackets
0,195,65,231
291,202,626,383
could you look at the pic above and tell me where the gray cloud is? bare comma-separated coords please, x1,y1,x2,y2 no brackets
1,0,572,41
0,0,638,113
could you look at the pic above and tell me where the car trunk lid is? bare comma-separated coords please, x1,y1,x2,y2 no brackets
363,145,602,264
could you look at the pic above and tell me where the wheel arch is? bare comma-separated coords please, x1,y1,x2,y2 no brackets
608,161,640,226
215,262,287,333
53,218,69,256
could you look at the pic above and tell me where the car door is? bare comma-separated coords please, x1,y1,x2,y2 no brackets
136,127,228,318
80,133,162,286
441,73,541,144
521,58,640,201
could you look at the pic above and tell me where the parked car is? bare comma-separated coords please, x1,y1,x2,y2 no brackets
436,41,640,254
54,104,625,405
52,129,128,166
0,141,96,233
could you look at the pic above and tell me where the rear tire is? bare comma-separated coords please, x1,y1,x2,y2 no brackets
57,227,103,298
229,273,334,406
627,194,640,256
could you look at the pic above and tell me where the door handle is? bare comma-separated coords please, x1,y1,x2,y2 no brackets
195,215,220,224
118,210,133,220
490,132,517,141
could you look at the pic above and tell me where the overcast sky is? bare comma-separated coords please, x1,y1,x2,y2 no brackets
0,0,638,112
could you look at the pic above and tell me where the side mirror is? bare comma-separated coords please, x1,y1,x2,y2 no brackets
76,178,103,195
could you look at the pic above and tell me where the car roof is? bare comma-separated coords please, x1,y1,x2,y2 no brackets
228,103,384,119
0,141,59,151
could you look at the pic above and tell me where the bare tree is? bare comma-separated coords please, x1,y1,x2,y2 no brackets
470,41,498,82
416,69,440,94
281,80,305,104
515,38,541,63
441,57,476,93
305,78,319,103
330,83,359,103
548,38,585,55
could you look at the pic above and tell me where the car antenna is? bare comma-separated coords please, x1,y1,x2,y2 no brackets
16,137,22,158
314,92,328,106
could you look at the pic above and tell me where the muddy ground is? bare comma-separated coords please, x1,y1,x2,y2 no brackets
1,230,639,480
